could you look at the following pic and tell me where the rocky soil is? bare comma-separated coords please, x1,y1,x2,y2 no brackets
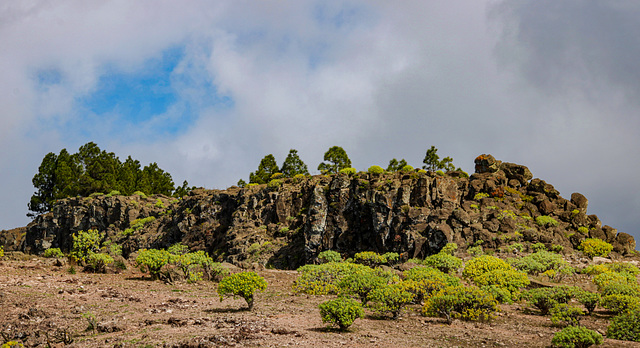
0,253,638,348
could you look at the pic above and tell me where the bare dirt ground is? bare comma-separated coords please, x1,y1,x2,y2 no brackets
0,255,637,348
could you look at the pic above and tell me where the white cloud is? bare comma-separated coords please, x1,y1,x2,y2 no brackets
1,0,639,244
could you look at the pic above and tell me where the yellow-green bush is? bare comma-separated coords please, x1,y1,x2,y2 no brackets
339,167,357,175
84,253,114,273
584,262,640,276
574,290,600,315
550,303,584,327
600,294,640,314
402,266,460,302
70,229,103,264
472,268,530,296
338,267,393,304
367,165,385,174
136,249,171,280
579,238,613,258
463,255,512,280
523,287,576,315
217,271,267,310
353,251,389,267
422,253,463,274
293,262,370,295
552,326,602,348
367,282,415,319
607,308,640,342
422,285,499,324
0,246,4,258
592,271,638,293
535,215,558,227
318,250,342,264
318,297,364,330
1,341,24,348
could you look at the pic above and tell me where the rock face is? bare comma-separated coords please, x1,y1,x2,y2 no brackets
13,155,636,268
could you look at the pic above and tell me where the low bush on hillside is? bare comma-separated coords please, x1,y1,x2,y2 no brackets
402,266,460,302
136,249,171,280
293,262,370,295
84,253,114,273
574,290,600,315
318,250,342,264
367,165,385,174
43,247,64,258
583,262,640,276
551,326,603,348
472,268,530,297
422,285,499,324
508,250,570,275
524,287,577,315
600,294,640,314
353,251,398,267
339,167,357,175
579,238,613,258
421,253,463,274
338,267,395,304
217,271,267,310
318,297,364,330
607,308,640,342
550,303,584,327
367,282,415,319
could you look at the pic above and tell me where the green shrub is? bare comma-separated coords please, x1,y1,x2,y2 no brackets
267,179,282,190
524,287,571,315
154,199,165,208
592,271,638,293
270,172,284,180
105,190,121,197
536,215,559,227
130,216,156,231
0,246,3,258
1,341,24,348
367,282,415,319
422,285,499,324
509,251,567,275
43,247,64,258
584,262,640,276
170,250,218,283
367,165,385,174
579,238,613,258
318,250,342,264
552,326,603,348
400,165,414,172
422,253,463,274
318,297,364,330
353,251,387,267
607,308,640,342
600,294,640,314
167,243,190,255
382,252,399,265
463,255,512,280
218,271,267,310
403,266,460,302
574,290,600,315
474,192,490,200
133,191,147,198
481,285,514,304
293,262,370,295
70,229,103,264
531,242,547,252
136,249,171,280
577,226,589,234
467,245,483,256
339,167,357,175
338,268,392,304
440,242,458,255
550,303,584,327
84,253,114,273
472,269,530,296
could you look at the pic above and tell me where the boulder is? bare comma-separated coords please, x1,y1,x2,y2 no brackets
500,162,533,186
570,193,589,213
474,154,500,174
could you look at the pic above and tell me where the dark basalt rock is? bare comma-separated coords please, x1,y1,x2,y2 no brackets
10,154,635,268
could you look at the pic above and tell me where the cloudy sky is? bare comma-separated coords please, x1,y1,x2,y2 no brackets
2,1,639,244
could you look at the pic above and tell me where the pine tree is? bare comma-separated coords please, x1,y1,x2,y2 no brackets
386,158,408,172
318,146,351,174
281,149,309,177
249,154,279,184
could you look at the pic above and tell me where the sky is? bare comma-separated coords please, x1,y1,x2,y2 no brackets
1,1,639,245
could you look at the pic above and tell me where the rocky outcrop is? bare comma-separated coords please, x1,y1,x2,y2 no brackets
13,154,636,268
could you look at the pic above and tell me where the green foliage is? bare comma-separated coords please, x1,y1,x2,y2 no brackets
577,226,589,234
550,303,584,327
472,269,530,296
353,251,388,267
600,294,640,314
440,242,458,255
217,271,267,310
237,179,247,188
367,165,385,174
509,250,570,275
154,199,165,208
403,266,460,302
474,192,490,200
382,252,399,265
280,149,309,177
293,262,370,295
367,282,415,319
318,146,352,174
592,271,638,292
422,145,456,172
84,253,114,273
70,229,103,265
133,191,147,198
386,158,408,172
129,216,156,231
574,290,600,315
249,154,279,184
422,285,499,324
422,253,463,274
267,179,283,190
481,285,514,304
463,255,512,280
583,262,640,276
531,242,547,252
136,249,171,280
524,287,576,315
552,326,603,348
339,167,357,175
607,308,640,342
579,238,613,258
318,250,342,264
318,297,364,330
401,164,414,172
167,243,190,255
0,246,4,258
1,341,24,348
338,267,392,304
536,215,559,227
43,247,64,258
